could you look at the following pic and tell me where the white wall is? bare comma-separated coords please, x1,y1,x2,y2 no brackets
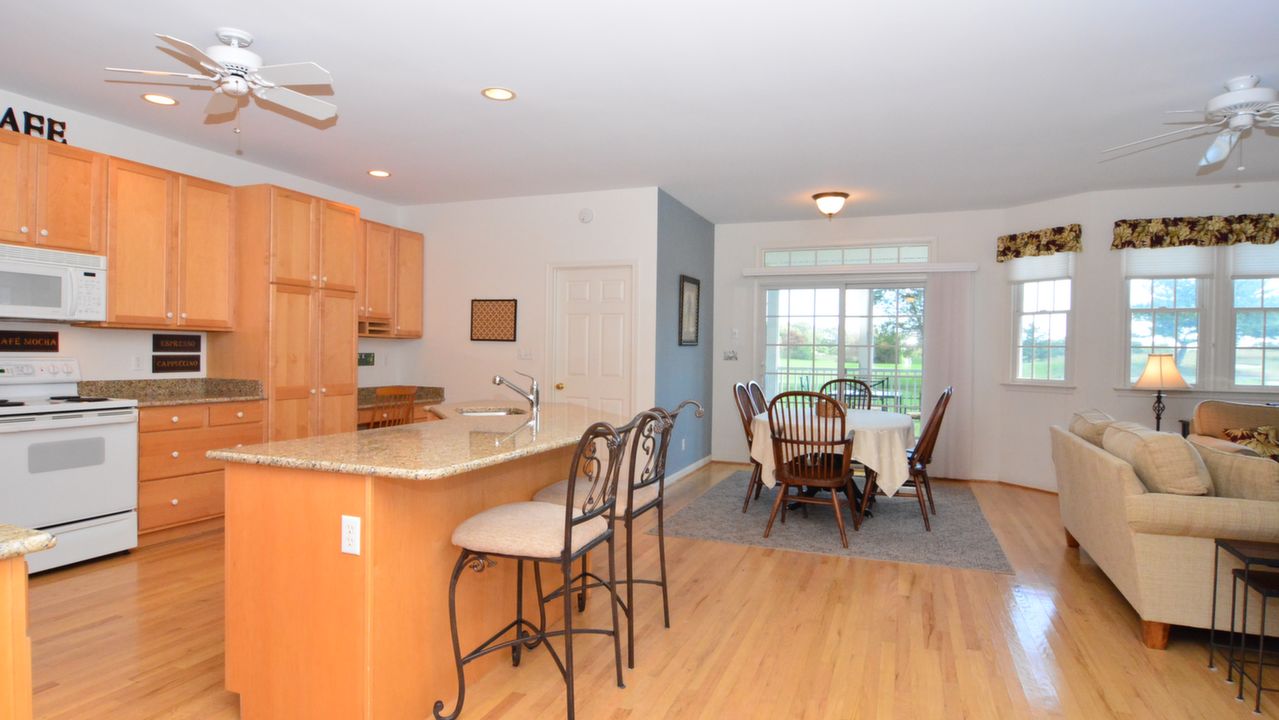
714,181,1279,491
390,188,660,407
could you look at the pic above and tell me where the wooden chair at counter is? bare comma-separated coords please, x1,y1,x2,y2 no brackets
765,391,861,548
369,386,417,429
734,383,767,512
819,378,873,410
747,380,768,415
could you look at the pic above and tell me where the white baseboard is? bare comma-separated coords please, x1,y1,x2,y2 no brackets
664,455,711,487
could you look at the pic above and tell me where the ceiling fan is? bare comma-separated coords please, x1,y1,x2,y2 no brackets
1102,75,1278,168
105,28,337,121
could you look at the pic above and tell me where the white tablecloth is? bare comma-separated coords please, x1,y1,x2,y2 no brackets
749,409,915,496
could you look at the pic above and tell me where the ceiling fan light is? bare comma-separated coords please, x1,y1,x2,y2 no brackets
813,192,850,218
142,93,177,106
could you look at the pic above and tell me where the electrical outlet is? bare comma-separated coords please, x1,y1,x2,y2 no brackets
132,355,143,371
341,515,361,555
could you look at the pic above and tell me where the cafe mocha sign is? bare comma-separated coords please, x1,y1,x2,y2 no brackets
1,106,68,143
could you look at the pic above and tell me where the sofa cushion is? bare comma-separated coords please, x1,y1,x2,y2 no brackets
1069,409,1115,447
1193,441,1279,502
1222,426,1279,461
1102,421,1213,496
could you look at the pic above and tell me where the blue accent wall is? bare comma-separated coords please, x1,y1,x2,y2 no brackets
655,190,714,475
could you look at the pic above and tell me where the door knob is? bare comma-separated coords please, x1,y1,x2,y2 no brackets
555,383,565,390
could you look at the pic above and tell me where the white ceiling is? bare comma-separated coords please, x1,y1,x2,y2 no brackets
2,0,1276,223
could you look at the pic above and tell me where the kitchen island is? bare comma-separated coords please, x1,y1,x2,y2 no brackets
1,524,54,720
209,402,625,720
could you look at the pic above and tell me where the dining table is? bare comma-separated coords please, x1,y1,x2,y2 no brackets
749,408,916,496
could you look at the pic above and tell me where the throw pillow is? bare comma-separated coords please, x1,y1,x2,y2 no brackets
1069,409,1115,447
1222,426,1279,461
1102,421,1213,496
1192,441,1279,502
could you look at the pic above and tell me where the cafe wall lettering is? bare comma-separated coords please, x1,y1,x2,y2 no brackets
1,106,68,143
152,355,201,373
0,330,59,352
152,334,201,353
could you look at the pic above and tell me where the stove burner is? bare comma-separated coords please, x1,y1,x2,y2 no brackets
49,396,112,403
0,400,25,407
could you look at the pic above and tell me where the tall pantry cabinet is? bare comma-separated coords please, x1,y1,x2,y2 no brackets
208,185,358,441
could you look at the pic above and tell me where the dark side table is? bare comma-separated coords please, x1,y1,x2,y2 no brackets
1210,539,1279,713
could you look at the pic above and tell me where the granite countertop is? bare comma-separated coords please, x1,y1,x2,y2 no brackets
356,386,445,410
209,402,622,481
0,524,55,561
78,378,265,407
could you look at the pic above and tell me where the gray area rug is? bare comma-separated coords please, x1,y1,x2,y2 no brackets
657,471,1013,574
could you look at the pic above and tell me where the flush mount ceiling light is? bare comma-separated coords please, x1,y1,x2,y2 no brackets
481,87,517,101
367,169,391,178
812,191,850,220
142,93,177,106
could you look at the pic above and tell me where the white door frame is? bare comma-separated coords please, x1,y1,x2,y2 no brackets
546,261,638,415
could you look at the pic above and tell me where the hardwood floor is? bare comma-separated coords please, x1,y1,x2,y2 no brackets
27,463,1275,719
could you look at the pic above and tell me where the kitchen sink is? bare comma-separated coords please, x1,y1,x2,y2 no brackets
456,407,529,417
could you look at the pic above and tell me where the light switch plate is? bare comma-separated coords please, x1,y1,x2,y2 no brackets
341,515,361,555
357,352,375,367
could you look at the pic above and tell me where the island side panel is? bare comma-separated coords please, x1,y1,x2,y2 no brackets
369,445,575,720
1,557,34,720
224,465,371,720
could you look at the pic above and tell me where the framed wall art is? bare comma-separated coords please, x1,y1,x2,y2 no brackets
678,275,700,346
470,299,518,342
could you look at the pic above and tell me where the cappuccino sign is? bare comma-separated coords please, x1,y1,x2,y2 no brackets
1,107,68,143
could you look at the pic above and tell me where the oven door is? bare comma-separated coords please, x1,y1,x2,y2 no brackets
0,408,138,529
0,260,74,320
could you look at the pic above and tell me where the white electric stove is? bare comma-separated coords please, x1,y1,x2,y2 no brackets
0,357,138,573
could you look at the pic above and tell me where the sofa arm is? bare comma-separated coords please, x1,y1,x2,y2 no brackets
1126,493,1279,542
1188,434,1260,457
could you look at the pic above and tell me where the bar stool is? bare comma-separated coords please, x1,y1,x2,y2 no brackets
534,401,700,669
433,418,644,720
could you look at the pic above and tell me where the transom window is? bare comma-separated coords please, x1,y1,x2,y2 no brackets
762,243,930,268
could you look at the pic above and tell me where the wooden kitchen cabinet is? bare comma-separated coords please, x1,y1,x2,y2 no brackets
136,401,264,536
0,133,105,253
394,229,424,338
357,222,424,338
361,220,396,321
269,187,316,287
100,159,235,330
268,283,317,441
318,289,357,435
319,201,360,292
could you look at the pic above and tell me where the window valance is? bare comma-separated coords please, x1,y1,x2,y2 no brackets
1111,214,1279,250
996,224,1082,263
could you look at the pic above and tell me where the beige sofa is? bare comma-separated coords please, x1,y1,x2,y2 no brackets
1052,412,1279,649
1188,399,1279,455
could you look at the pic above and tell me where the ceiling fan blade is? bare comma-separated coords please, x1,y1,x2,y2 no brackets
205,90,239,115
254,62,332,87
105,67,214,81
1199,130,1240,167
1164,109,1204,114
155,34,225,73
253,87,337,121
1101,120,1225,153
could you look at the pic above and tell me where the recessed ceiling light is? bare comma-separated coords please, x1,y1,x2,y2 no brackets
367,169,391,178
481,87,517,101
142,93,177,106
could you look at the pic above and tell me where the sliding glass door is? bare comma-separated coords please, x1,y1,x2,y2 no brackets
763,284,925,419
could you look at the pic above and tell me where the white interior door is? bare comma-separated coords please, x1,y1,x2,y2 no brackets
550,265,633,416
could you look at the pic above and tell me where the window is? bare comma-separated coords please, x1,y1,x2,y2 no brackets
1232,277,1279,386
1014,279,1071,382
763,285,925,417
1127,278,1200,384
762,242,931,268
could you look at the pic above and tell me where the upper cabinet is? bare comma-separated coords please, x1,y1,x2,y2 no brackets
357,220,423,339
0,133,105,253
319,201,359,292
264,186,360,291
100,158,234,330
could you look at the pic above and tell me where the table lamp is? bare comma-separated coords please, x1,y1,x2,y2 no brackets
1134,353,1188,431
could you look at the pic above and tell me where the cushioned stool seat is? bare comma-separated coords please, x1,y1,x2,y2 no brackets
451,501,608,559
534,479,658,512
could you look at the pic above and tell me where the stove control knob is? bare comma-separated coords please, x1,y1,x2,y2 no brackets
20,365,33,375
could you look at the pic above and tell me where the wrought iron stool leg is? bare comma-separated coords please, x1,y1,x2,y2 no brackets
432,550,472,720
625,513,636,669
607,534,625,688
513,559,525,667
657,500,671,628
577,555,588,612
561,558,577,720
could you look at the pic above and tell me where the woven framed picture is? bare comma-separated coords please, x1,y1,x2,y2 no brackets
470,299,518,342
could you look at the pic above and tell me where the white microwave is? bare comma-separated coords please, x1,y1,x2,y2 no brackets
0,245,107,322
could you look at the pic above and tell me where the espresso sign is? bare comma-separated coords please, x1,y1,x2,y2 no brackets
152,333,202,353
0,330,59,352
152,355,201,373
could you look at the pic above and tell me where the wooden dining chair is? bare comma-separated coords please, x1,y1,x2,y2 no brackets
733,383,766,512
369,385,417,428
819,378,873,410
765,391,861,548
746,380,768,415
858,386,953,531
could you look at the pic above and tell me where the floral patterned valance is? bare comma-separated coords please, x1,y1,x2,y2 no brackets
996,224,1082,263
1111,214,1279,250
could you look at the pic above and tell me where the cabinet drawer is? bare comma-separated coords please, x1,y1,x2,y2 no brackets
140,405,208,432
139,423,263,480
210,401,264,426
139,471,224,531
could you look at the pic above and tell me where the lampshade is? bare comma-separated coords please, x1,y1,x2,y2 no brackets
1134,353,1189,390
813,192,849,218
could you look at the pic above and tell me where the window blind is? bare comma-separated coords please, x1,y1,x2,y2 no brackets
1230,243,1279,276
1007,252,1073,282
1122,246,1213,277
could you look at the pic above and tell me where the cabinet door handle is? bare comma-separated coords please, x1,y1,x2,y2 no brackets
310,388,317,395
39,229,48,237
236,410,245,418
322,275,328,283
171,416,180,423
320,387,327,394
171,451,180,458
180,312,188,319
311,274,318,282
166,312,174,319
170,498,180,506
235,443,244,448
19,226,28,234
